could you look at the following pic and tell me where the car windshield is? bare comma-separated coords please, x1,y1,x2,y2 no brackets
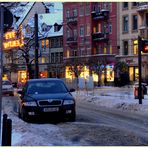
26,81,68,95
2,81,11,85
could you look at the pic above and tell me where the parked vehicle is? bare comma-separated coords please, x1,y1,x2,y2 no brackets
2,80,14,96
17,78,76,122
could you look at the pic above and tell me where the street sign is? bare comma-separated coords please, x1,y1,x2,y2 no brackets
2,7,13,33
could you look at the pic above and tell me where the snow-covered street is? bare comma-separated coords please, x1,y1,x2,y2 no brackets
2,85,148,146
73,85,148,114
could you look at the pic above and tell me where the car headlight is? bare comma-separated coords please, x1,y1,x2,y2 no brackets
23,101,37,107
63,100,74,105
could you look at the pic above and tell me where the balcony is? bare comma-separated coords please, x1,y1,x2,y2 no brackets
66,16,77,25
139,26,148,39
137,2,148,12
92,9,109,21
66,37,77,46
92,32,109,42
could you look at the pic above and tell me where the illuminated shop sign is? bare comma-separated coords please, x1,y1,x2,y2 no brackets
3,30,24,50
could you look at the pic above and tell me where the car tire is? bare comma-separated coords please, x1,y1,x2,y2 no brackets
20,108,27,121
68,111,76,122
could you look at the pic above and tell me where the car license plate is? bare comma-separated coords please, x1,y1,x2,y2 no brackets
43,107,59,112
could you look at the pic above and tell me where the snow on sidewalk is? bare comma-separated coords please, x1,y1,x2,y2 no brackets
72,86,148,113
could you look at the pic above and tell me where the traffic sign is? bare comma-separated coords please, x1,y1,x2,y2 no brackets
1,7,13,33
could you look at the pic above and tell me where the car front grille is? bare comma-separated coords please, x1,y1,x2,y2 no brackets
37,99,62,107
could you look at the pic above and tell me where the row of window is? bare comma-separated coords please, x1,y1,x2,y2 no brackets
50,52,63,64
123,40,138,55
66,23,112,39
66,3,91,18
122,2,138,9
41,38,63,49
66,2,112,18
123,14,138,33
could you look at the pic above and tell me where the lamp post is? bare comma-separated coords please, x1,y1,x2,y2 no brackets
34,13,39,79
0,4,4,142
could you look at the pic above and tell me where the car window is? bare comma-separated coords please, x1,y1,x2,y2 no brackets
2,81,12,85
26,81,68,94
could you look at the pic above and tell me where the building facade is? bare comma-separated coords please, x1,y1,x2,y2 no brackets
116,2,148,83
63,2,118,83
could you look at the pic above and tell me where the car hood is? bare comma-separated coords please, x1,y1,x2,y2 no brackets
25,92,74,101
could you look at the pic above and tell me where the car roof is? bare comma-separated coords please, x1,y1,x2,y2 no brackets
27,78,63,83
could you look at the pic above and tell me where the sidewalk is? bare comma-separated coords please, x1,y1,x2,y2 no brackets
73,86,148,114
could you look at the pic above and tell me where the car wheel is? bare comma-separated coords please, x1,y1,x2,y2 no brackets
68,111,76,122
20,108,27,121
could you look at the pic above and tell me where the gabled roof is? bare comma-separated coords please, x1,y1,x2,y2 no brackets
11,2,35,29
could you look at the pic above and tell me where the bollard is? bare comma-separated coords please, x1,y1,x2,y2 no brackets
1,114,12,146
2,114,8,146
6,119,12,146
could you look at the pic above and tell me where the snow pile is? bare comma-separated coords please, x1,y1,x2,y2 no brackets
72,86,148,113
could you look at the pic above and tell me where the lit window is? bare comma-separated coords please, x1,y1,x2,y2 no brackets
42,40,45,48
86,24,90,36
46,40,49,48
104,47,107,54
133,40,138,55
42,57,45,63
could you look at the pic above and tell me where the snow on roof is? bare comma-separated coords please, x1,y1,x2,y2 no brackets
11,2,35,29
38,11,63,26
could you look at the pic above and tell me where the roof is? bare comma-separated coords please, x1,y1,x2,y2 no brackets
38,11,63,26
28,78,63,82
11,2,35,28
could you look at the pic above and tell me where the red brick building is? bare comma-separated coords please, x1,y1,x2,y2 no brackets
63,2,118,83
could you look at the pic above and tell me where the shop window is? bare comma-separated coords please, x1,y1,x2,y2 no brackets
129,67,134,81
135,67,139,81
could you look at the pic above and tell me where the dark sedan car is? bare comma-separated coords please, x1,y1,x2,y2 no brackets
17,78,76,122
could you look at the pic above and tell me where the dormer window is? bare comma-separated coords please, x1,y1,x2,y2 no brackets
54,23,59,32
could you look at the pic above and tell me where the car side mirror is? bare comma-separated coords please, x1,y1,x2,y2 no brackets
69,88,75,92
